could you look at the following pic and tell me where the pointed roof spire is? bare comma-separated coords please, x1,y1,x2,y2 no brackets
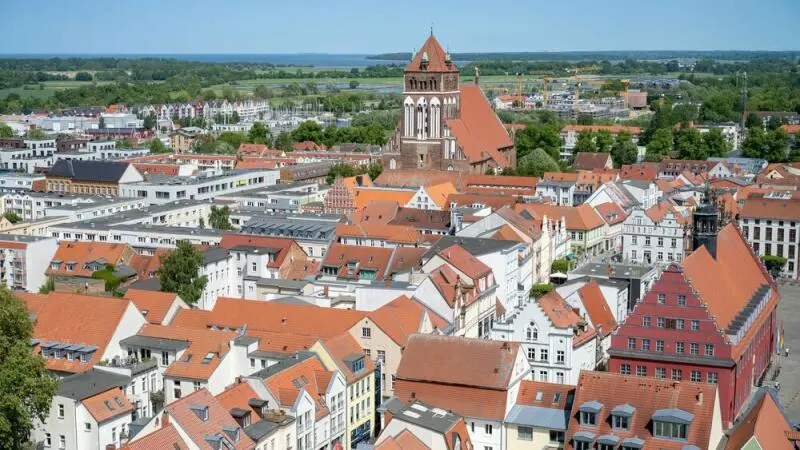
405,34,458,73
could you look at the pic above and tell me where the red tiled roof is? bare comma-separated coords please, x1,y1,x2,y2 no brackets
465,174,539,190
449,84,514,168
644,200,691,225
567,371,719,450
336,223,422,245
445,193,519,211
517,380,575,408
740,194,800,221
387,247,427,277
219,234,298,268
620,162,659,182
435,244,492,279
368,296,448,346
394,379,509,421
83,388,133,423
216,381,260,426
495,206,543,241
353,200,400,224
172,297,364,338
321,243,395,280
353,188,415,210
123,425,188,450
47,242,133,277
376,430,431,450
725,391,794,450
166,389,255,450
515,203,605,231
124,289,181,325
262,356,334,419
396,334,520,390
317,332,375,383
577,279,616,336
594,202,627,225
405,35,458,73
573,152,612,171
536,291,596,347
682,224,778,359
139,324,236,381
374,170,465,189
20,292,133,373
544,172,579,182
425,182,458,209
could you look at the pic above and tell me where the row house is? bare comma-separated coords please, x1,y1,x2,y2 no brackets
594,202,627,253
555,279,620,365
572,152,613,171
658,159,716,179
46,160,144,196
393,335,531,450
739,191,800,279
216,380,296,450
323,174,372,217
492,291,598,385
622,200,691,265
585,180,659,213
608,219,779,427
503,381,575,450
203,99,271,122
420,244,498,338
516,204,607,258
239,213,339,260
335,223,425,248
406,181,458,210
573,170,618,205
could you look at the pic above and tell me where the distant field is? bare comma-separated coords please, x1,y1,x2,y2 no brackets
0,80,109,100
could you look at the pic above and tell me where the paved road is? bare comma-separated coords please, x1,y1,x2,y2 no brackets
776,284,800,418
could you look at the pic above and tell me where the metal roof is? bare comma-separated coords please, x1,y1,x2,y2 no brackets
504,404,569,430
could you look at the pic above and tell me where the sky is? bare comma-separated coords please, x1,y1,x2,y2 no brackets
1,0,798,54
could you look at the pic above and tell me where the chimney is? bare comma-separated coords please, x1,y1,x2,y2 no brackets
474,67,480,85
161,412,170,428
696,392,704,406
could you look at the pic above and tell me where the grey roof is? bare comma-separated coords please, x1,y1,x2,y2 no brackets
537,179,576,188
270,296,314,306
234,336,260,347
422,235,518,260
652,408,694,424
244,276,309,291
558,275,629,290
57,369,130,400
128,277,162,291
251,352,314,379
380,397,460,434
570,261,656,279
120,335,189,351
682,446,701,450
611,403,636,417
202,247,230,264
243,413,295,441
597,435,620,445
504,404,569,430
48,159,131,183
621,437,645,448
573,431,595,441
579,400,604,413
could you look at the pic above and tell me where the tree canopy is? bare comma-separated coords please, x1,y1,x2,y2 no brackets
209,205,232,230
573,131,597,154
515,124,561,161
743,127,790,162
0,124,13,138
516,148,560,177
148,138,170,154
611,132,639,166
158,240,208,306
0,287,59,449
247,122,271,145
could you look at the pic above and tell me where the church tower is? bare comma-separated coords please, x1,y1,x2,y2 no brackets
384,33,462,171
692,189,721,258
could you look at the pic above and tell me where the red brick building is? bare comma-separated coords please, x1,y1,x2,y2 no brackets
382,34,515,174
608,214,779,427
323,174,372,217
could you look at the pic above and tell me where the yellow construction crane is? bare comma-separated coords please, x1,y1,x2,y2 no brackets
542,75,553,106
620,79,630,108
516,73,524,107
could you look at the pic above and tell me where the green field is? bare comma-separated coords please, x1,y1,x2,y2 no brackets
0,80,110,100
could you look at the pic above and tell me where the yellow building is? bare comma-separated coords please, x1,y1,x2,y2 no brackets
170,129,198,153
45,160,143,196
504,380,574,450
311,332,376,449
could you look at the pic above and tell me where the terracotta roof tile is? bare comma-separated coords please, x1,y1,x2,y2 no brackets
336,223,422,245
284,259,319,281
725,390,794,450
124,289,181,325
740,194,800,221
594,202,627,225
516,380,575,408
172,297,364,338
321,243,395,280
567,371,719,450
573,152,612,171
353,188,415,210
20,292,133,373
445,193,519,211
425,182,458,209
123,425,188,450
47,242,133,277
318,332,375,383
682,224,778,359
219,234,298,269
166,389,255,450
377,430,431,450
394,379,508,421
388,208,451,231
374,170,465,189
387,247,427,277
448,84,514,168
236,158,280,170
435,244,492,279
83,387,133,423
577,280,616,336
515,203,605,231
396,334,520,390
536,291,596,347
138,324,236,381
494,206,543,241
353,200,400,224
262,356,334,419
465,174,539,190
619,162,659,182
406,35,458,73
245,329,318,356
216,381,260,425
543,172,579,182
368,296,448,346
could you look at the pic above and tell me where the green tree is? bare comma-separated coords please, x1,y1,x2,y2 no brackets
701,128,732,157
573,131,596,154
674,128,705,159
349,80,360,89
38,277,55,294
366,162,383,181
531,283,554,299
74,71,93,82
611,132,639,166
594,130,614,153
326,163,358,185
0,287,59,448
516,148,560,177
745,113,761,129
148,138,170,154
25,129,45,139
142,114,156,130
743,128,789,162
0,124,13,138
551,258,570,274
247,122,271,145
217,132,248,150
762,255,787,277
253,85,270,99
576,114,593,125
209,205,232,230
193,134,217,153
274,131,294,152
291,121,324,143
646,128,673,162
158,241,208,306
3,212,21,224
515,124,561,160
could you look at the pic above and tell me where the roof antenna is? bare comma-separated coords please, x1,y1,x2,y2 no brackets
430,23,434,36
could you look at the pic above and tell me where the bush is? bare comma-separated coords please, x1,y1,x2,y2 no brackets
551,259,570,274
531,283,554,299
91,264,124,292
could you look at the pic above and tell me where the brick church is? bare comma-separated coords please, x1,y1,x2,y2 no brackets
382,34,516,173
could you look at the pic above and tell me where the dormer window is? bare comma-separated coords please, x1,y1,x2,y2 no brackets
580,411,597,426
611,403,635,430
652,408,693,441
578,400,603,426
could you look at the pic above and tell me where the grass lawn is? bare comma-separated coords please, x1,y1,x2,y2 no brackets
0,80,110,100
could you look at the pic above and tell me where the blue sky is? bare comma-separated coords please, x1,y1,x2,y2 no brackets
1,0,798,54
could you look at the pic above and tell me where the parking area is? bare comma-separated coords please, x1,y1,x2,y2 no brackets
776,283,800,418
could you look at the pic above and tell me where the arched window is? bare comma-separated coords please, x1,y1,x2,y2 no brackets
526,323,538,341
390,158,397,170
